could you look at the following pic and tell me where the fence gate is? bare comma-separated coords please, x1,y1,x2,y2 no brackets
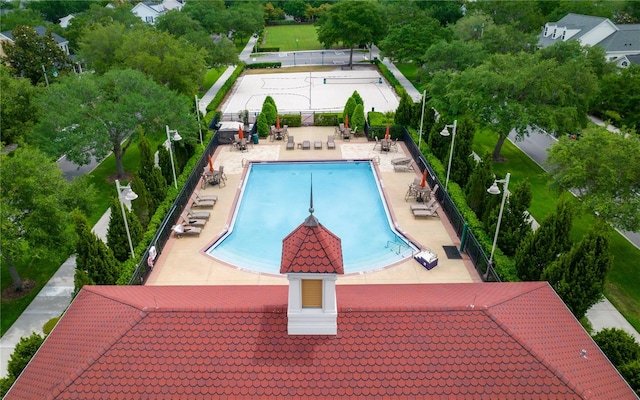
301,111,314,126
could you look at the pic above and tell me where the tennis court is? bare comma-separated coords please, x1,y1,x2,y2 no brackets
220,68,400,115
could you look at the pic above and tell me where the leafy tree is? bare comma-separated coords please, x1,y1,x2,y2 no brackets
378,17,443,63
592,328,640,368
157,145,173,187
351,103,365,133
205,36,240,67
223,3,264,43
448,115,476,188
33,69,197,179
1,25,71,85
0,64,40,144
261,102,277,127
542,221,612,319
596,65,640,134
420,40,487,74
264,95,278,117
257,112,269,137
77,22,128,74
618,360,640,396
316,0,386,68
394,91,414,127
155,9,204,37
479,23,538,55
106,197,143,263
486,180,533,257
0,7,45,32
182,0,225,33
25,0,93,23
451,12,493,42
466,0,545,32
1,147,92,290
441,47,598,161
343,96,356,123
263,3,285,22
464,154,493,217
116,26,207,95
130,174,151,229
73,212,120,290
137,133,167,218
547,127,640,231
283,0,307,20
514,197,573,281
5,332,44,385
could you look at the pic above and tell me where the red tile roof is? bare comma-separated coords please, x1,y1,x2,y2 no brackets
7,282,636,399
280,217,344,274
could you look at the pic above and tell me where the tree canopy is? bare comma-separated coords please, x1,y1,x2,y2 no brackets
316,0,387,67
33,69,197,179
546,127,640,231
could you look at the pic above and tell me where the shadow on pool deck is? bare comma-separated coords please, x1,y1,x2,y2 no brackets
146,127,481,286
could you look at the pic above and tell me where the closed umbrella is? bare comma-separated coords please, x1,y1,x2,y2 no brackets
238,125,244,140
276,116,280,130
420,169,427,188
385,125,390,141
208,155,214,172
344,114,349,129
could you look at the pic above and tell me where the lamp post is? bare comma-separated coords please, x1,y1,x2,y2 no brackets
417,90,426,150
439,119,457,191
485,172,511,280
165,125,182,189
194,95,203,145
115,180,138,259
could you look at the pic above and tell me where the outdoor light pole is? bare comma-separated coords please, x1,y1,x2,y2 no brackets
165,125,182,189
485,172,511,280
439,119,457,191
115,179,138,259
194,95,203,145
417,90,426,149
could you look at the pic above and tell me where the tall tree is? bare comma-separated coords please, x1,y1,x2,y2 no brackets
486,180,533,257
182,0,225,33
394,91,414,127
592,328,640,368
595,65,640,134
77,22,128,74
514,197,573,281
542,221,612,319
33,69,197,179
316,0,386,68
0,64,40,144
464,154,494,217
440,45,598,160
546,127,640,231
378,17,443,63
73,212,120,290
137,133,167,219
1,25,71,85
106,197,143,263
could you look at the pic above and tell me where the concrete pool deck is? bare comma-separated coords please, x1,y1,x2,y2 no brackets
147,127,481,286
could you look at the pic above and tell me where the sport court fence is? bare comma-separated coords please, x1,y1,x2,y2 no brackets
129,124,500,284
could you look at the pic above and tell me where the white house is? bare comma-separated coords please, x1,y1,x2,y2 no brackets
539,13,640,67
131,0,185,25
0,26,70,57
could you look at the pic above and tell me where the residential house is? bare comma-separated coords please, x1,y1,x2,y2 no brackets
539,13,640,67
5,205,636,399
131,0,184,25
0,26,70,58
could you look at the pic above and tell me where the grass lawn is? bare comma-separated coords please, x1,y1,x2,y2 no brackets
201,68,226,93
474,130,640,332
395,62,419,83
262,24,326,51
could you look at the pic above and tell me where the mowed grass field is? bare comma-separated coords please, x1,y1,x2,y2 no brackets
262,24,329,51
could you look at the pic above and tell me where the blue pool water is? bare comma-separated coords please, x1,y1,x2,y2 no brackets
207,161,417,274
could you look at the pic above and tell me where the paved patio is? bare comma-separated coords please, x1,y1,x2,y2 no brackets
147,127,481,286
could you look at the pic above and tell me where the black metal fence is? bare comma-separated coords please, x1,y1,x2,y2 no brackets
128,134,222,285
402,128,500,282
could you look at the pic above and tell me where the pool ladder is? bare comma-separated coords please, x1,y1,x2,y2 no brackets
385,237,412,256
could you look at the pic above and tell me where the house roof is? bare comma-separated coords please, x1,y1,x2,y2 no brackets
0,26,68,45
7,283,636,399
280,211,344,274
598,27,640,53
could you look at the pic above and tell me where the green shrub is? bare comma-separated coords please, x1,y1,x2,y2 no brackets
262,102,277,126
280,114,302,127
351,103,365,133
206,65,245,114
43,317,60,334
257,112,269,137
245,62,282,69
256,47,280,52
314,113,340,126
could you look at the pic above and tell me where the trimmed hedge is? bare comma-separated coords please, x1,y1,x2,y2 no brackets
280,114,302,127
245,62,282,69
205,65,245,114
256,47,280,52
375,58,407,99
314,113,340,126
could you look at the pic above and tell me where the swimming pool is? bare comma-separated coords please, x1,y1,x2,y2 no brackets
207,161,417,274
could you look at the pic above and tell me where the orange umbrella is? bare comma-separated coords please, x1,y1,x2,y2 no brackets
238,125,244,140
344,114,349,129
420,169,427,188
208,155,214,172
385,125,390,141
276,116,280,130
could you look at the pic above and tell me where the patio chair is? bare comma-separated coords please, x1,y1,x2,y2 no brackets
314,140,322,150
390,138,399,152
172,224,202,238
238,138,248,152
180,212,207,227
342,128,351,141
194,191,218,203
286,136,295,150
412,203,440,218
218,165,227,182
202,171,225,188
404,178,421,201
302,140,311,150
327,135,336,150
191,194,216,208
410,198,437,211
393,160,415,172
373,136,380,151
186,207,210,219
391,157,411,166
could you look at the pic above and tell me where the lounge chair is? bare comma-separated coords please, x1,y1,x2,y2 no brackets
286,136,295,150
327,135,336,150
373,136,380,150
314,140,322,150
302,140,311,150
172,224,201,238
404,178,421,201
238,138,248,152
410,198,437,211
194,192,218,203
186,207,210,219
342,128,351,141
391,157,411,165
181,212,207,227
191,194,215,208
412,204,440,218
393,160,415,172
